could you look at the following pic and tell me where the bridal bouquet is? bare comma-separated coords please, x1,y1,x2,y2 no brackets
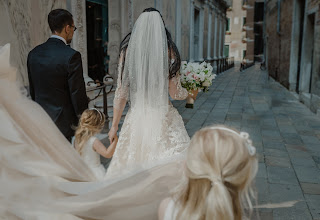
180,61,216,92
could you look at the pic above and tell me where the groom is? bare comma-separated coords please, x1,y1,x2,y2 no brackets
27,9,88,142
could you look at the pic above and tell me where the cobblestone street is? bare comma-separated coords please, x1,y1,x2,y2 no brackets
172,65,320,220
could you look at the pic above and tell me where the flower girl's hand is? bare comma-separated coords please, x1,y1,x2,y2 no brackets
108,126,118,143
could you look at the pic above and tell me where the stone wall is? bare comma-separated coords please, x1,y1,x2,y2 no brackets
265,0,320,115
0,0,66,88
181,0,191,60
265,0,294,88
307,0,320,113
162,0,176,40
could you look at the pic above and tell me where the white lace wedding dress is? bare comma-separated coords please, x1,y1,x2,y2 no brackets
106,12,190,176
107,74,190,176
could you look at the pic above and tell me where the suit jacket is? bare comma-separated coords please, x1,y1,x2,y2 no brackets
27,38,88,138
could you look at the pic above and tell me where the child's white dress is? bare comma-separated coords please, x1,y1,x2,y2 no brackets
80,136,106,180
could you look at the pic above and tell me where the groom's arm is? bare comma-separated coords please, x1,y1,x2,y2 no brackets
67,51,88,117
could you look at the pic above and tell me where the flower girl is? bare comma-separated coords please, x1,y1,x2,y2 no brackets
159,125,258,220
74,109,118,179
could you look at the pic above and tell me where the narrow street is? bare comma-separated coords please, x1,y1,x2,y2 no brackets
172,65,320,220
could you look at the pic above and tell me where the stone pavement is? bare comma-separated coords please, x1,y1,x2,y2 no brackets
171,65,320,220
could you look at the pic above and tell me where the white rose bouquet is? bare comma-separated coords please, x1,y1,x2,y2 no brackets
180,61,216,92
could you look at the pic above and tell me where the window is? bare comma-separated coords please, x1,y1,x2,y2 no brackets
226,18,230,32
243,17,246,26
224,45,229,57
243,50,247,59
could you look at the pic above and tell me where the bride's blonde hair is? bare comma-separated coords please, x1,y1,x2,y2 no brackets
175,125,258,220
74,109,105,155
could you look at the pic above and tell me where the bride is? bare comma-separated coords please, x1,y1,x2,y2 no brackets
106,8,192,176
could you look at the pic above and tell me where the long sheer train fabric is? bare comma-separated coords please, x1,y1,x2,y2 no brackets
0,44,185,219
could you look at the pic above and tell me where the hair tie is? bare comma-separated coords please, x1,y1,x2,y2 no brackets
90,108,103,121
209,127,256,156
210,176,223,187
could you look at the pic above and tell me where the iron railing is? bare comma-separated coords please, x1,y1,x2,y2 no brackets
206,57,235,74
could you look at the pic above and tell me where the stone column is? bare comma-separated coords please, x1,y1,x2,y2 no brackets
198,4,205,61
218,11,223,58
206,5,212,60
212,6,219,73
213,7,219,60
68,0,89,80
189,0,195,62
108,1,122,79
175,0,182,51
222,16,227,58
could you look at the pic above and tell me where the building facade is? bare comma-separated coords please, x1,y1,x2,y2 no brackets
108,0,231,78
225,0,247,63
0,0,231,89
244,0,255,63
265,0,320,115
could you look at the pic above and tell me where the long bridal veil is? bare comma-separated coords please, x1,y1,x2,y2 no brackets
120,11,169,160
0,47,184,220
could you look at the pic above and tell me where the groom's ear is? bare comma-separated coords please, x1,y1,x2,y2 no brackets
65,25,71,34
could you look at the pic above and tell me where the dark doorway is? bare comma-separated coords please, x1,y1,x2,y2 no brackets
254,2,264,62
296,0,306,93
194,8,200,60
307,13,315,93
86,0,108,84
299,11,315,94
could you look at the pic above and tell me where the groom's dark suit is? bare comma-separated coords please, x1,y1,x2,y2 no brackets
27,38,88,140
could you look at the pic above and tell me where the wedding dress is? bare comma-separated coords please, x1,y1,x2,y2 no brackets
77,136,106,180
0,46,187,219
106,11,190,176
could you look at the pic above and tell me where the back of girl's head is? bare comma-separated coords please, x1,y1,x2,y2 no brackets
176,125,258,220
74,109,105,155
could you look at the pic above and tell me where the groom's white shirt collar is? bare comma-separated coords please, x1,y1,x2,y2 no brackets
50,35,67,45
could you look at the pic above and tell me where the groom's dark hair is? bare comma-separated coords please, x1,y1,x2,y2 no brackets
48,9,73,33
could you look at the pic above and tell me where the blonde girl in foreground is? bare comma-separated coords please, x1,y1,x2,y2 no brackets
74,109,118,179
159,125,258,220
